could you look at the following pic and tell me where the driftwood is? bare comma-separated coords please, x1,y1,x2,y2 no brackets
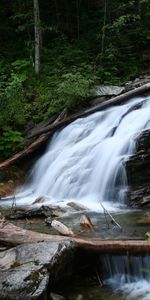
0,83,150,170
99,202,123,230
51,220,75,237
0,221,150,254
80,214,96,232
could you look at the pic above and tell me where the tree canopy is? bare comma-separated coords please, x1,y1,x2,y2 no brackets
0,0,150,159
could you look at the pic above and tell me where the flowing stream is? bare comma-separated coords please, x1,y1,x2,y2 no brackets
12,95,150,211
101,254,150,300
2,95,150,299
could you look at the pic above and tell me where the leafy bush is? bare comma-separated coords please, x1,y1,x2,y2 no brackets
0,126,23,158
33,67,95,121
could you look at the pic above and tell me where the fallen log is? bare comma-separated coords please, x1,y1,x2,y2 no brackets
0,135,49,169
0,83,150,170
0,221,150,254
28,83,150,139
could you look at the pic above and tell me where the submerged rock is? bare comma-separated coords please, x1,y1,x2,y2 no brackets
0,241,75,300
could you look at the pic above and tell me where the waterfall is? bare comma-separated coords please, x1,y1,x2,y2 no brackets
1,95,150,299
2,95,150,210
101,254,150,299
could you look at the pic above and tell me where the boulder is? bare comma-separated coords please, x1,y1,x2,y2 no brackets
94,85,124,97
0,241,75,299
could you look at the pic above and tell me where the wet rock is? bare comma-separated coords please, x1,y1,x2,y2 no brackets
67,202,89,211
124,75,150,91
76,294,84,300
45,216,52,225
7,205,53,220
137,216,150,225
145,232,150,240
7,205,67,220
0,240,75,299
50,292,66,300
127,184,150,208
126,129,150,208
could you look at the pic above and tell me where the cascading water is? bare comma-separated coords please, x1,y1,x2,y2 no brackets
2,95,150,210
1,95,150,299
101,254,150,300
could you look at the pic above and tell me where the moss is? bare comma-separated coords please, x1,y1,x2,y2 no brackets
11,261,21,269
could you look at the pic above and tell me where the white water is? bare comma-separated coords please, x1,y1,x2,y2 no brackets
102,255,150,300
1,95,150,299
2,95,150,211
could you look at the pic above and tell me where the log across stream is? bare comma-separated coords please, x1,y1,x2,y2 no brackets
0,83,150,170
0,219,150,300
0,83,150,299
0,221,150,254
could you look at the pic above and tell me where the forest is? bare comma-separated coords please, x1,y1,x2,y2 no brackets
0,0,150,160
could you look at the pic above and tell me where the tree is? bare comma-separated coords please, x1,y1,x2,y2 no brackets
33,0,41,77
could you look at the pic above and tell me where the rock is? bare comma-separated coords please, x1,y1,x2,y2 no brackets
137,216,150,225
124,76,150,92
94,85,124,96
7,205,53,220
67,202,89,211
50,292,66,300
6,205,68,221
32,195,47,204
127,185,150,208
125,129,150,208
0,240,75,299
45,216,52,225
145,232,150,240
76,295,84,300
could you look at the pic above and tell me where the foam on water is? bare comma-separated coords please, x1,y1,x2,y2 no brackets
102,255,150,300
1,95,150,298
1,96,150,211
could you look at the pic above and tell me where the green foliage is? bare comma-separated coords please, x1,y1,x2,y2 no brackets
0,0,150,159
47,70,94,115
0,59,33,127
0,72,25,125
33,66,95,121
0,126,23,158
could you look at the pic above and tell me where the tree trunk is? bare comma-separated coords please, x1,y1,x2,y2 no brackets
0,221,150,254
33,0,41,77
